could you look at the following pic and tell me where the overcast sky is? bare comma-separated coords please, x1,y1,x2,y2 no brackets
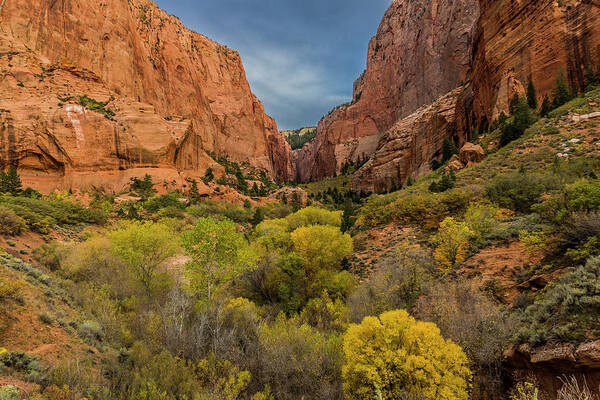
153,0,392,130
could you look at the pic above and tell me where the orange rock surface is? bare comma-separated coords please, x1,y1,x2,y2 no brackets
295,0,479,182
472,0,600,126
0,0,294,192
352,87,467,193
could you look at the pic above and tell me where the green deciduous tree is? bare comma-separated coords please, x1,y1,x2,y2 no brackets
108,221,178,300
183,217,257,302
343,310,471,400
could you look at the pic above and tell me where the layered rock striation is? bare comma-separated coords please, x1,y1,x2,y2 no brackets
0,0,294,192
351,87,467,194
295,0,480,182
471,0,600,126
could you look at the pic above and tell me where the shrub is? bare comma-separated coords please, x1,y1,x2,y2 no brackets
557,376,596,400
518,256,600,345
32,243,63,271
284,207,342,230
0,196,106,231
355,188,475,230
188,201,252,224
510,382,540,400
533,179,600,223
78,320,104,342
343,310,471,400
0,207,26,235
143,192,186,213
429,171,456,193
78,94,115,118
486,173,552,213
258,318,343,400
416,282,518,398
0,278,24,301
464,203,498,240
0,386,20,400
0,351,41,375
348,242,435,323
38,313,54,325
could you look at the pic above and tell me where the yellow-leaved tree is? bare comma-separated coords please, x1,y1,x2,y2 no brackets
343,310,471,400
432,217,474,270
290,224,352,274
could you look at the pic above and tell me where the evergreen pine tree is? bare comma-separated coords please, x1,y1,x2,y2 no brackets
552,67,572,108
0,166,22,195
291,191,302,212
189,179,200,205
509,93,520,115
585,63,598,89
251,207,264,226
341,200,354,233
202,167,214,184
442,138,458,163
500,97,534,146
540,95,552,117
526,78,538,110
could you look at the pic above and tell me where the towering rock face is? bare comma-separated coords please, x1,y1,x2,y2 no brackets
352,87,467,194
295,0,480,182
0,0,293,192
471,0,600,126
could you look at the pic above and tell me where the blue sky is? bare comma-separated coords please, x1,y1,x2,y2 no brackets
154,0,392,130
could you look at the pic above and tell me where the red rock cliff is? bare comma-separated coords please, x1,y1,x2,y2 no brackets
294,0,479,182
0,0,294,192
471,0,600,126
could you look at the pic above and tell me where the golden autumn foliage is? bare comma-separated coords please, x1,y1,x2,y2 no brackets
290,225,353,273
342,310,471,400
432,217,473,270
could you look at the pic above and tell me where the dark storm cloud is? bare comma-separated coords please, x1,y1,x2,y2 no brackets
153,0,392,130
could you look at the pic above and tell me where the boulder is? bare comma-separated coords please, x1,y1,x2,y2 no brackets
459,142,486,165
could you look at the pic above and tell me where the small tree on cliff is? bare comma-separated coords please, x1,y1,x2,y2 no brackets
341,200,354,233
552,67,572,108
540,95,552,117
189,179,201,205
526,78,538,110
442,138,458,163
0,166,22,196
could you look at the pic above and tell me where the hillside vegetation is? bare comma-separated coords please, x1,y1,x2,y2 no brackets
1,85,600,400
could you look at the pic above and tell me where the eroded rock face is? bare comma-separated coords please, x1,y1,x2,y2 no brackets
472,0,600,127
352,87,467,194
506,342,600,398
295,0,480,182
0,0,293,192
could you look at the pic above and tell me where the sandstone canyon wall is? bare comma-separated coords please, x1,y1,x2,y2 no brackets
0,0,294,192
471,0,600,126
294,0,480,182
352,87,466,193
